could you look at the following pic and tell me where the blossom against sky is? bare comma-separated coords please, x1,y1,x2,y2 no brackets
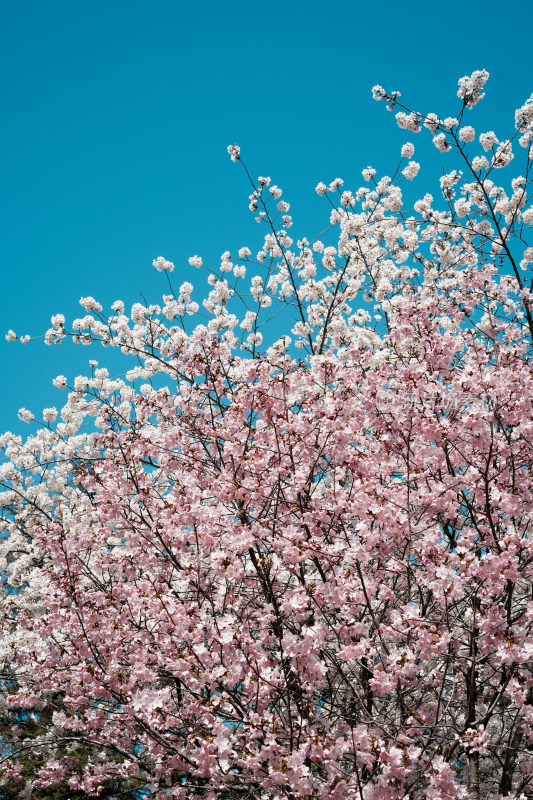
1,0,532,433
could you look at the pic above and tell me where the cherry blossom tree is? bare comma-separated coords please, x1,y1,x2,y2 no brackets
2,69,533,799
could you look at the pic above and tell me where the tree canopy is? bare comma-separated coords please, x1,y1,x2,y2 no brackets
2,69,533,799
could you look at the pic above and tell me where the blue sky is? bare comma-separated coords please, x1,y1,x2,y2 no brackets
2,0,532,435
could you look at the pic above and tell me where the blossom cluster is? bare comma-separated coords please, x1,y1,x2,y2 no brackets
1,70,533,799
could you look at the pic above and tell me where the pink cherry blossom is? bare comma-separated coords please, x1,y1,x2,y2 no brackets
2,68,533,799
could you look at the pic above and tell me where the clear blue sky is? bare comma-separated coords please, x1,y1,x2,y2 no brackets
2,0,532,434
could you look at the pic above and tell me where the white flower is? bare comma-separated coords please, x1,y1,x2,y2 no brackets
315,182,327,195
238,247,251,259
53,375,68,390
515,93,533,130
227,144,240,162
5,330,16,342
153,257,175,272
424,113,440,134
443,117,459,129
433,133,450,152
179,281,193,298
74,375,88,393
519,130,533,148
163,300,182,320
522,207,533,225
247,332,263,346
479,131,498,151
131,303,147,323
341,191,355,207
188,255,203,268
401,142,415,158
414,194,434,217
458,126,475,142
395,112,421,132
440,170,461,190
362,167,376,182
79,296,103,312
51,314,65,328
457,69,489,108
455,198,471,218
492,140,514,169
18,408,34,424
402,161,420,181
42,408,58,422
472,156,489,171
240,311,257,331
